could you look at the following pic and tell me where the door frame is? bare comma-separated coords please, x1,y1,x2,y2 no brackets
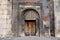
19,3,43,37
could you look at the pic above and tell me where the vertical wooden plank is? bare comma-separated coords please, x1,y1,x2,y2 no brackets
24,22,29,34
31,21,36,34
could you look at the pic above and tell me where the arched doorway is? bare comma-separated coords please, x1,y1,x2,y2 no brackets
21,9,40,36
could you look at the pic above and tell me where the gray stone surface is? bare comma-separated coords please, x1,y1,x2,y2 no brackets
0,36,60,40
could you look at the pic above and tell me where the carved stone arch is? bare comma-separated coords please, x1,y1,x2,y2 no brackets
21,8,40,19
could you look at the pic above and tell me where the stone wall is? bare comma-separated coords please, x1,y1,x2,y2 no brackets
0,0,12,37
0,0,60,37
54,0,60,37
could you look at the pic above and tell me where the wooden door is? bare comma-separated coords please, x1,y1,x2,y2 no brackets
24,20,36,36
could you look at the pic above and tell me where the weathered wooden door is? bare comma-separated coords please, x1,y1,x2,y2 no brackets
24,20,36,36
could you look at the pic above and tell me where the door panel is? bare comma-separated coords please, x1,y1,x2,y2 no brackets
24,22,29,34
24,20,36,36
